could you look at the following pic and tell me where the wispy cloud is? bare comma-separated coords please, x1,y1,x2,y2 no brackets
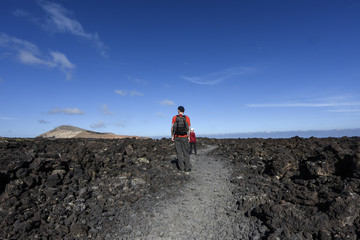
50,51,76,79
182,66,254,85
130,90,144,96
327,109,360,112
48,107,85,115
39,119,51,124
37,1,109,57
90,120,127,129
12,9,31,17
0,33,40,54
115,89,144,96
90,121,106,129
159,99,175,106
115,90,127,96
102,104,114,116
0,33,75,79
113,121,127,128
246,101,360,108
156,112,165,118
0,117,15,120
128,76,148,85
18,50,51,66
246,96,360,114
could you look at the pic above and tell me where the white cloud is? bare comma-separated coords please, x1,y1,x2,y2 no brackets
18,50,52,66
91,120,127,129
38,1,109,57
115,90,127,96
48,107,85,115
90,121,106,129
182,66,254,85
115,89,144,96
156,112,165,118
0,33,75,79
246,95,360,111
39,119,51,124
102,104,115,116
12,9,31,17
113,121,127,128
246,102,360,108
159,99,175,106
0,117,15,120
40,1,90,37
51,51,75,68
50,51,76,79
0,33,40,54
128,76,148,85
327,109,360,112
130,90,144,96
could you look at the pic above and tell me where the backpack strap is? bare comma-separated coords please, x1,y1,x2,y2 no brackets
175,115,186,121
173,115,188,136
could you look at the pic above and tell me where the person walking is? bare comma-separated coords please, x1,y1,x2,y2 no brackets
171,106,192,172
189,128,197,155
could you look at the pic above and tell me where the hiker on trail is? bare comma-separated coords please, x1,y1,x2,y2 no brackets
171,106,192,172
189,128,197,155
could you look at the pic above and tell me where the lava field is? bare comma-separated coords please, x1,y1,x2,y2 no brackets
0,136,359,239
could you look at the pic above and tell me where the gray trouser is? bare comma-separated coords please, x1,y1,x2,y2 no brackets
174,137,191,171
190,142,196,154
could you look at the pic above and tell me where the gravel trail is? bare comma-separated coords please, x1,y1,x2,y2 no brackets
117,145,250,239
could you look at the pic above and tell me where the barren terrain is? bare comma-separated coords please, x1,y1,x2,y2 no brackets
37,125,148,139
1,137,360,239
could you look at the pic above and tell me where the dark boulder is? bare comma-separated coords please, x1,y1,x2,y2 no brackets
212,137,360,239
0,138,184,239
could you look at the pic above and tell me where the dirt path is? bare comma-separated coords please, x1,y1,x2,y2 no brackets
116,145,250,239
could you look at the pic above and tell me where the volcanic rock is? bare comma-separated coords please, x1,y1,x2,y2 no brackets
1,136,360,239
208,136,360,239
0,138,182,239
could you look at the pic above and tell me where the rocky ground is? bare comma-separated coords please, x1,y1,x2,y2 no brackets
0,138,185,239
208,136,360,239
1,137,360,239
114,145,249,239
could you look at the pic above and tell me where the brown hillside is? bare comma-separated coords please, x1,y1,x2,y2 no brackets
37,125,148,139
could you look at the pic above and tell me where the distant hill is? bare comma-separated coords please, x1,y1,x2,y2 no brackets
37,125,148,139
200,128,360,139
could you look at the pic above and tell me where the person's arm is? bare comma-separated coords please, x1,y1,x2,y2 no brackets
171,116,175,141
187,117,191,142
171,123,175,141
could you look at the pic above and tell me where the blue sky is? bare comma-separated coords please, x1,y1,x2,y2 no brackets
1,0,360,138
